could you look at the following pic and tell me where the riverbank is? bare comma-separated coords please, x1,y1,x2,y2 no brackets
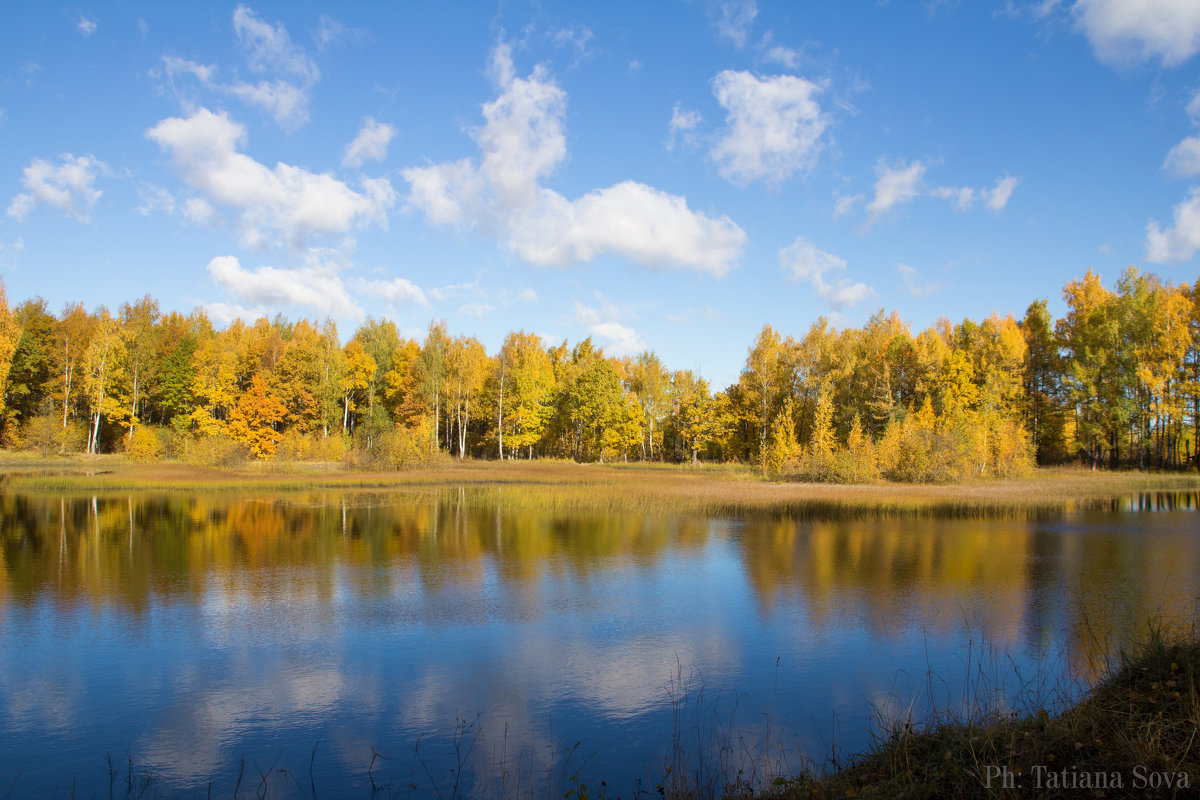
1,453,1198,518
767,627,1199,800
2,450,1200,520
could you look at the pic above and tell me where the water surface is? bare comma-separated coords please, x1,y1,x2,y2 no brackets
1,491,1197,797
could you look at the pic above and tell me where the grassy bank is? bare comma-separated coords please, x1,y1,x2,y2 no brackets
1,453,1198,519
765,627,1200,800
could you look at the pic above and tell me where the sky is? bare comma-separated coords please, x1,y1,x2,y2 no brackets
2,1,1200,389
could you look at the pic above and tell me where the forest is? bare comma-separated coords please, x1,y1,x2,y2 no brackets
0,266,1197,483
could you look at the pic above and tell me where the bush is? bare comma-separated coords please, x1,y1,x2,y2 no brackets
273,430,349,462
185,433,251,468
125,425,165,463
21,414,87,456
345,419,433,471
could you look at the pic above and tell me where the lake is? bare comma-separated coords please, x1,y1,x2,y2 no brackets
1,490,1197,797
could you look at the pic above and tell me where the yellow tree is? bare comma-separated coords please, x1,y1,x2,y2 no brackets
494,331,555,460
446,335,488,458
82,309,126,454
57,302,94,428
190,323,241,437
0,284,21,441
227,373,287,458
341,339,376,435
116,295,160,441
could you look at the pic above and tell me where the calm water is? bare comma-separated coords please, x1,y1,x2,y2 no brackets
1,491,1198,797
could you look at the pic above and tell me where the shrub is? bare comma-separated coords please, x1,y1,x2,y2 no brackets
125,426,164,463
185,433,250,468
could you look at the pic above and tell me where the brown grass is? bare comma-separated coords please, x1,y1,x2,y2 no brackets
1,454,1196,519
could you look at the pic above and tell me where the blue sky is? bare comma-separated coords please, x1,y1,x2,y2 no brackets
2,1,1200,388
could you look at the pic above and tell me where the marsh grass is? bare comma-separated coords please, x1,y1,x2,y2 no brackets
3,457,1198,520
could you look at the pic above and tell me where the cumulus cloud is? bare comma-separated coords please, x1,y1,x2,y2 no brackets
207,254,362,317
343,117,397,168
7,153,107,222
459,303,495,319
1164,136,1200,177
710,70,827,185
356,276,428,307
713,0,758,48
403,42,745,277
897,263,942,297
779,237,874,310
667,104,702,151
77,16,97,37
1146,187,1200,262
1073,0,1200,67
147,108,395,248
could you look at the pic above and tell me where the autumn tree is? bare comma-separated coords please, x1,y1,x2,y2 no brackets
82,308,125,454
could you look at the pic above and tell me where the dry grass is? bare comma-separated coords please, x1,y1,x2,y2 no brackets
1,454,1197,519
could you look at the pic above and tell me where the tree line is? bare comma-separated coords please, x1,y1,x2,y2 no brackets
0,266,1197,480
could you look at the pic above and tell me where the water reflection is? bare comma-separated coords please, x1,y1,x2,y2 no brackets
0,492,1198,797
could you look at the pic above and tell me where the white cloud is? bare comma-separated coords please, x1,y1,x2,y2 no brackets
867,160,926,220
204,301,269,325
779,237,874,310
590,321,645,355
508,181,745,275
226,80,310,129
343,117,397,168
137,183,176,216
182,197,218,226
7,154,107,222
759,32,803,69
429,280,481,302
834,194,863,218
459,303,495,319
77,16,97,37
573,299,645,354
710,70,827,185
1146,187,1200,262
357,276,428,307
207,254,362,317
667,104,702,151
232,5,318,82
159,56,310,130
162,56,216,84
931,185,977,211
403,42,745,277
1074,0,1200,67
402,159,483,226
1188,88,1200,123
984,175,1020,210
714,0,758,48
865,161,1016,223
1164,136,1200,177
158,8,318,129
147,108,395,248
518,288,538,303
897,263,942,297
314,15,366,51
549,26,595,65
